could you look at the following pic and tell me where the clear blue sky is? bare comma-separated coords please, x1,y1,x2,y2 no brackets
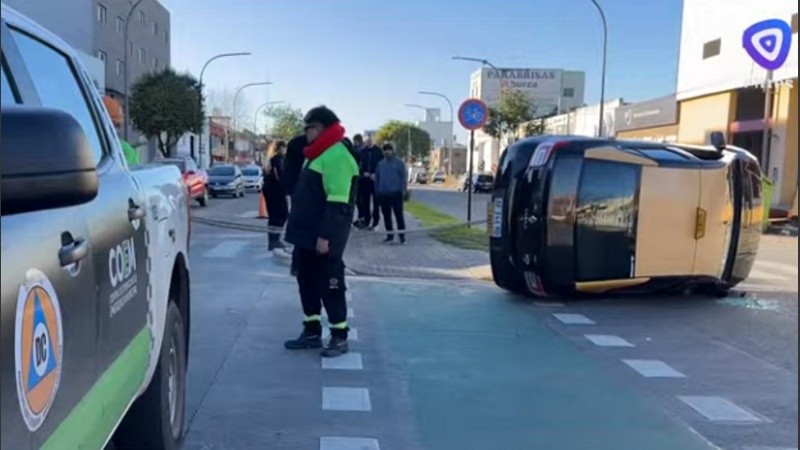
163,0,683,141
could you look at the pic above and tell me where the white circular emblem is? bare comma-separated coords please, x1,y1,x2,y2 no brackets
15,269,64,432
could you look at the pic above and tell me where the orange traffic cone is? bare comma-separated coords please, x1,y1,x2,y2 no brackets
257,194,268,219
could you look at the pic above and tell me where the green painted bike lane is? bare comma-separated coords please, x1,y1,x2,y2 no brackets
366,282,715,450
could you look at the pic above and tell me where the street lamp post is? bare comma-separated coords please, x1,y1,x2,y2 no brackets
404,103,431,163
587,0,608,137
197,52,251,166
231,82,273,161
419,91,454,175
123,0,146,141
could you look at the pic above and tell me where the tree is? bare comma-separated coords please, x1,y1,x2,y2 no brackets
374,121,431,161
482,89,536,141
130,68,204,157
264,105,304,139
522,119,546,137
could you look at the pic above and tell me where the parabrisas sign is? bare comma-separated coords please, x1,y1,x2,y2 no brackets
743,18,792,71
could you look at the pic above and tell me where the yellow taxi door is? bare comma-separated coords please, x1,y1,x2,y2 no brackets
693,166,732,277
635,166,701,277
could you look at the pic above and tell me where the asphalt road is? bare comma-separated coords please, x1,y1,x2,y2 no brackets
182,197,798,450
409,185,490,223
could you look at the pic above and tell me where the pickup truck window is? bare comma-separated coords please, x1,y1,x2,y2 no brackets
10,29,105,164
1,58,15,104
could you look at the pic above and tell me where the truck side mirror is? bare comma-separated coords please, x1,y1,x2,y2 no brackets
1,106,99,216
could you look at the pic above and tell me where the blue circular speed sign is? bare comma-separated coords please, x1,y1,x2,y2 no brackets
458,98,489,130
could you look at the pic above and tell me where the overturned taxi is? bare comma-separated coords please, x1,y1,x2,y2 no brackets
488,133,763,298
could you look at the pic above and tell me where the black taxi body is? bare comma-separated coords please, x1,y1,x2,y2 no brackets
488,134,763,298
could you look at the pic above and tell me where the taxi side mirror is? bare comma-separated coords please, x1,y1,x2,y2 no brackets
1,106,98,216
710,131,726,152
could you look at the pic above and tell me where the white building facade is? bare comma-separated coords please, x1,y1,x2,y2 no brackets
468,67,586,172
676,0,797,208
541,98,626,138
414,108,453,148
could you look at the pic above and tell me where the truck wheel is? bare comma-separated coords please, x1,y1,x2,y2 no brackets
113,302,187,450
198,191,208,207
490,246,526,294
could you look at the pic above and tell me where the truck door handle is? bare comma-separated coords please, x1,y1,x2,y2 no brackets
128,205,146,221
59,238,89,266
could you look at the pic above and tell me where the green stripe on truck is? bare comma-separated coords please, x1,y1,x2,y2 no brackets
41,328,151,450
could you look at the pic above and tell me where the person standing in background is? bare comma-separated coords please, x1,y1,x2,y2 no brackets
357,135,383,229
281,134,308,276
103,96,139,166
375,143,408,244
264,140,289,250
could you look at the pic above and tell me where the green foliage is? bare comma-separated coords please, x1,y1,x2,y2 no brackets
130,68,203,157
482,89,535,139
522,119,546,137
264,105,304,139
374,121,432,161
405,200,489,251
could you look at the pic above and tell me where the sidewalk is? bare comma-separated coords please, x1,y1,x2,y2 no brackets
191,206,491,280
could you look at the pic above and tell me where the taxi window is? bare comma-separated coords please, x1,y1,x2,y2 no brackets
10,29,106,164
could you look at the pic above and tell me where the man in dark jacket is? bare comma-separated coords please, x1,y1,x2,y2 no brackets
375,143,408,244
284,106,359,357
283,134,308,196
357,135,383,229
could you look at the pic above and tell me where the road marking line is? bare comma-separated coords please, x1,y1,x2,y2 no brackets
553,313,595,325
623,359,685,378
585,335,634,347
678,396,763,422
322,387,371,411
320,437,380,450
533,301,565,307
323,328,358,341
735,283,797,293
754,260,798,276
321,353,363,370
747,269,788,281
203,240,247,258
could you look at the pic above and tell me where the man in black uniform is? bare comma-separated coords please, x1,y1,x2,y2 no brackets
284,106,359,357
357,136,383,229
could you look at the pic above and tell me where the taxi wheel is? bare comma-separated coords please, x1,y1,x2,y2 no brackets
490,247,526,294
114,302,187,450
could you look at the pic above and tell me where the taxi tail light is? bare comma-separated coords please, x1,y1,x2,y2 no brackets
529,141,568,168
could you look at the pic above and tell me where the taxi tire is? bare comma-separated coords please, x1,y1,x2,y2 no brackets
490,247,526,294
113,302,187,450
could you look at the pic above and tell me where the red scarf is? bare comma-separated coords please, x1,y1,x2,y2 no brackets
304,123,346,161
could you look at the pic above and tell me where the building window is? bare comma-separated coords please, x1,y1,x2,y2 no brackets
152,56,158,69
153,21,159,36
563,87,575,98
97,3,107,23
792,13,798,34
116,16,124,35
96,50,106,63
138,10,145,26
129,41,134,55
116,59,124,76
138,47,146,64
703,39,721,59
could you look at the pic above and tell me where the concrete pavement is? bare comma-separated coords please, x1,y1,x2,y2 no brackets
183,218,797,450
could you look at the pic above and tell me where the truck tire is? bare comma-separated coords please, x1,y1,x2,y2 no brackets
490,246,526,294
114,302,187,450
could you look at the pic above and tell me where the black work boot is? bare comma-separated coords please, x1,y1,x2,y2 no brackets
284,322,322,350
383,234,394,244
321,335,349,358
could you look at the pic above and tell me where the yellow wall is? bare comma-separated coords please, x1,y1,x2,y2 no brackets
773,83,798,205
617,125,679,141
677,92,736,144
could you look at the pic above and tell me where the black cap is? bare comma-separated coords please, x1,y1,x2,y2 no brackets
303,106,340,128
